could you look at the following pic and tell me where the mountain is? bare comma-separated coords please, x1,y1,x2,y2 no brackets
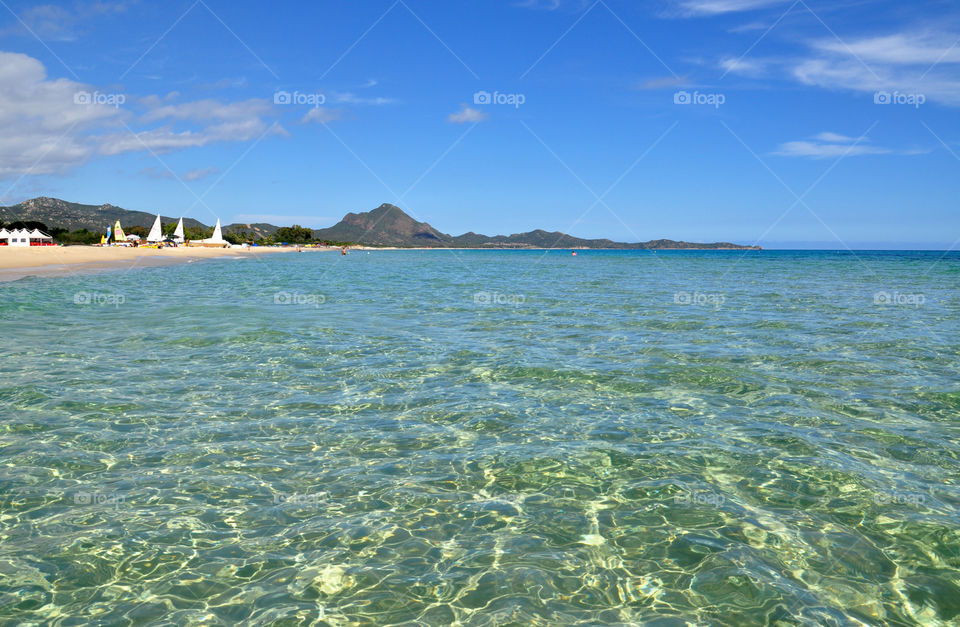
0,197,759,249
0,197,205,232
222,222,280,239
313,203,759,249
313,204,449,246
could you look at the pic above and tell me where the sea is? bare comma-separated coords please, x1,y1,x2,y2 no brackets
1,249,958,626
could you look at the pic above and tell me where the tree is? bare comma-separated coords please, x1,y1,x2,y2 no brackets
7,220,49,232
224,231,246,245
54,228,101,245
274,225,314,244
184,226,212,240
127,225,149,237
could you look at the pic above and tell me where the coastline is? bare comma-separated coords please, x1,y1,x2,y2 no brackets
0,245,307,281
0,244,761,281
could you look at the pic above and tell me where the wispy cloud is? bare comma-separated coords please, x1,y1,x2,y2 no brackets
719,56,767,76
137,166,173,179
514,0,591,11
0,0,131,40
447,105,488,123
301,107,343,124
634,76,690,90
773,132,922,159
810,33,960,66
139,97,273,123
332,92,396,106
721,30,960,106
672,0,790,17
184,166,219,181
99,120,285,156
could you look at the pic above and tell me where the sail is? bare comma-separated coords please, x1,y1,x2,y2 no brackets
147,214,163,242
113,221,126,241
209,219,224,242
173,218,184,241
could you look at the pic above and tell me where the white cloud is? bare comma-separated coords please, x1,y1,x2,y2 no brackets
720,30,960,106
447,105,488,123
515,0,562,10
137,166,174,179
774,141,891,159
814,132,856,143
301,107,343,124
98,118,284,155
0,51,122,176
634,76,690,90
719,57,767,76
674,0,789,17
184,166,220,181
0,50,287,177
774,133,896,159
1,1,130,40
811,33,960,66
728,20,771,33
332,92,396,106
140,97,273,123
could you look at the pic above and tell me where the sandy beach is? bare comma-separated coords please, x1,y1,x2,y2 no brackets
0,245,304,281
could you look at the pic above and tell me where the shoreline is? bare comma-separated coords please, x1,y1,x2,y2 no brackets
0,245,308,281
0,244,761,281
348,246,765,252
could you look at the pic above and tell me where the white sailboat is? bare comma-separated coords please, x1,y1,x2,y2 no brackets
208,219,225,243
146,213,163,242
173,218,184,243
189,218,229,247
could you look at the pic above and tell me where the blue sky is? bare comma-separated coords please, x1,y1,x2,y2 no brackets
0,0,957,248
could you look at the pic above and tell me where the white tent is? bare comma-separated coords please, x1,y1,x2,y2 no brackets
173,218,184,243
3,228,51,246
146,214,163,242
0,228,9,245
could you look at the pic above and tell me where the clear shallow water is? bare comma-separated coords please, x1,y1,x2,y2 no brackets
1,249,959,626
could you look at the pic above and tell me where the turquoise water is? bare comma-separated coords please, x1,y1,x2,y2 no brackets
1,249,959,626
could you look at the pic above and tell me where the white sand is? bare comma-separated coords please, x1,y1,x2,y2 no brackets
0,245,309,280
